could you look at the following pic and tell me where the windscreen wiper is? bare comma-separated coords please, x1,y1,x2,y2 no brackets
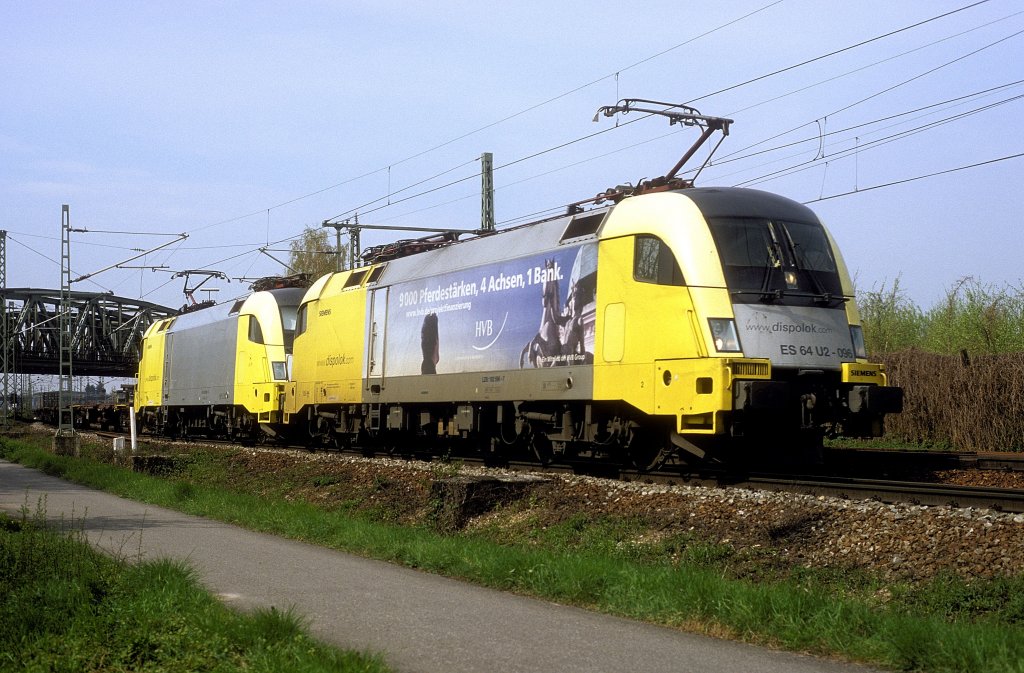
757,224,787,303
778,226,841,306
757,249,783,303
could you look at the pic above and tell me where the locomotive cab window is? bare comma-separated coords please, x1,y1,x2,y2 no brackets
708,217,842,302
279,302,300,352
247,315,264,344
634,235,684,286
294,304,308,338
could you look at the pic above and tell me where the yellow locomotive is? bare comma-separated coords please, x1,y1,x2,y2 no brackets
134,186,901,466
136,104,901,466
134,282,305,441
280,186,901,467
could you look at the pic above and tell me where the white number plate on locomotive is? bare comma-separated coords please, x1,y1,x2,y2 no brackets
732,304,856,369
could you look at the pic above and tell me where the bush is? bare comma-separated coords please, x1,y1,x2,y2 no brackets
921,278,1024,355
860,277,1024,356
860,277,1024,450
880,350,1024,451
858,276,926,355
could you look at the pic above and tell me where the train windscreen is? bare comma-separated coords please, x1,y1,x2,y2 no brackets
279,303,299,353
707,216,843,304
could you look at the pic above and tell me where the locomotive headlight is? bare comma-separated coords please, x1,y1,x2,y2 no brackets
850,325,868,359
708,318,742,353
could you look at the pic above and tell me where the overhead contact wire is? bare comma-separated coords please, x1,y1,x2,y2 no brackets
714,82,1024,167
176,1,998,287
803,152,1024,203
734,94,1024,187
684,0,993,106
185,1,783,238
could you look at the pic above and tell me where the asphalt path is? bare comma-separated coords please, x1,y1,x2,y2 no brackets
0,459,883,673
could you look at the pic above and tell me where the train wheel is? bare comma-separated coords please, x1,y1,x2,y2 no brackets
305,419,325,450
323,431,342,452
530,430,554,466
374,429,400,456
791,430,824,466
478,432,507,467
626,426,670,472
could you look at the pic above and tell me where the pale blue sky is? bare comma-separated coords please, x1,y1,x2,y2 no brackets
2,0,1021,311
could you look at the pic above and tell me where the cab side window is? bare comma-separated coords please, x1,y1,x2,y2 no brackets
295,304,308,338
247,316,264,344
634,235,684,286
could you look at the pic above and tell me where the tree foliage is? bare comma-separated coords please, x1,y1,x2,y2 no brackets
859,276,1024,355
286,226,344,280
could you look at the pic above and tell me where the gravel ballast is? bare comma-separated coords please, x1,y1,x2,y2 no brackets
223,447,1024,583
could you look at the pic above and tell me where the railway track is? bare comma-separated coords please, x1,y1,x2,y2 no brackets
668,473,1024,514
77,427,1024,514
821,446,1024,474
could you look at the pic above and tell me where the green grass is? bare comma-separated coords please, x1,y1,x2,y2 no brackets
3,434,1024,672
823,436,956,451
0,502,390,673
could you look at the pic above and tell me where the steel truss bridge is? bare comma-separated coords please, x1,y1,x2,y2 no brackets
0,288,176,378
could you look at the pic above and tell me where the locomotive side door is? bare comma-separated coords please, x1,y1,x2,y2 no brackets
162,333,174,403
365,287,388,393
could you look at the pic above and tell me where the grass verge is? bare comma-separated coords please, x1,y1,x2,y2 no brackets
0,500,390,673
3,433,1023,673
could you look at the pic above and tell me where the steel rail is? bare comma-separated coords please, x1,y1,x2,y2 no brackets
821,447,1024,473
738,474,1024,514
71,427,1024,514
